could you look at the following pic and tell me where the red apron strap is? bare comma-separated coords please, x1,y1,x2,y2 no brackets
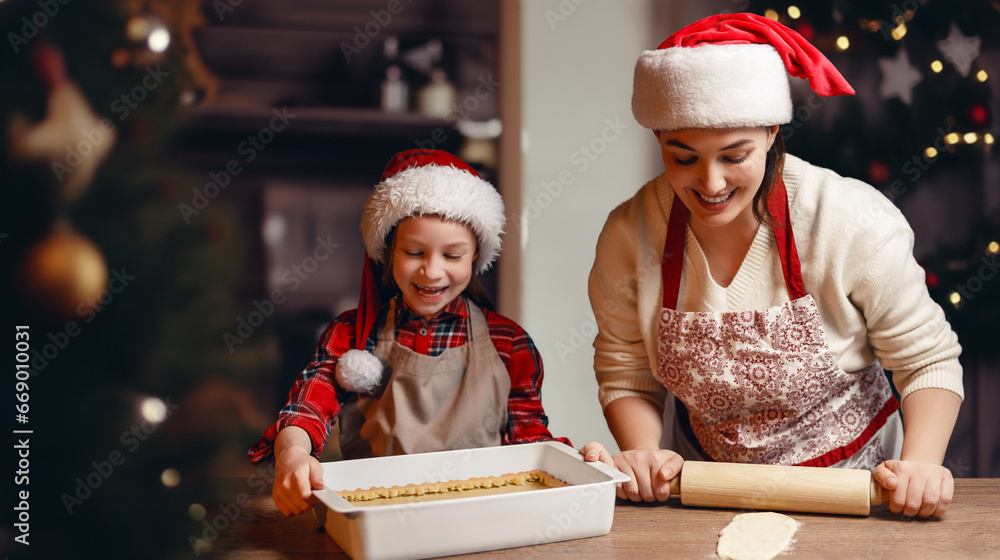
661,194,689,310
767,175,807,300
661,174,806,307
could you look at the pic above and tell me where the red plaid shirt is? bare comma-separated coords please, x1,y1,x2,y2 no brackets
248,297,571,463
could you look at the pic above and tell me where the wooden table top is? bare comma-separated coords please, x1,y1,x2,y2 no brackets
208,478,999,559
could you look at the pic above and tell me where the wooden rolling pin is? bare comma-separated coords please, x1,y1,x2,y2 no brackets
667,461,891,516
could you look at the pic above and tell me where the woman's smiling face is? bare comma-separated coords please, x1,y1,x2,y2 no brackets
657,126,777,230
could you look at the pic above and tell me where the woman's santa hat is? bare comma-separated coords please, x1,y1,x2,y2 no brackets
632,13,855,131
336,149,506,393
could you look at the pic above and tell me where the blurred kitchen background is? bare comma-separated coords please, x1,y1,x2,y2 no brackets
2,0,998,558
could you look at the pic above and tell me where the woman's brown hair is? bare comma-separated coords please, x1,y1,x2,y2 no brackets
752,129,787,225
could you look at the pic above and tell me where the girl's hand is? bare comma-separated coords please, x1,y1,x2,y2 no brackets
273,446,325,516
612,449,684,502
580,441,615,468
872,460,953,518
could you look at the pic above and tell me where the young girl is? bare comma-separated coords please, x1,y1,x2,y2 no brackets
581,13,962,519
249,149,570,516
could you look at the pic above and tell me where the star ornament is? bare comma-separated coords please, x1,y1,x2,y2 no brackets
7,81,117,202
936,23,981,77
878,48,923,105
6,43,116,202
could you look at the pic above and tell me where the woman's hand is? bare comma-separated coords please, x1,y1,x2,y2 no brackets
872,460,953,518
612,449,684,502
581,442,682,502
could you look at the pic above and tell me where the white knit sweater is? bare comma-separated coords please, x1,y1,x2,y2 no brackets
589,154,964,410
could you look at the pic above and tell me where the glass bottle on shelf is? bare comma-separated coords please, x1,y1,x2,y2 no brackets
417,39,456,119
380,36,408,113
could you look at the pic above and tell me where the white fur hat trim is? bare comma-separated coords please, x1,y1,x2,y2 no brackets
335,349,384,394
362,164,505,274
632,43,793,130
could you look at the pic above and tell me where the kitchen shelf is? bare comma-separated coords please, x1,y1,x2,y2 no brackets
180,103,457,138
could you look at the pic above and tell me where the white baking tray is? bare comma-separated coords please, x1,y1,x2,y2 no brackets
312,441,629,560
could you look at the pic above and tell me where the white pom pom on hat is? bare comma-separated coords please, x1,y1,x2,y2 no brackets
632,12,855,131
335,349,384,394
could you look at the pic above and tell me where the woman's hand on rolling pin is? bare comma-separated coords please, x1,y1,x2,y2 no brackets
873,460,954,518
611,449,683,502
273,446,325,516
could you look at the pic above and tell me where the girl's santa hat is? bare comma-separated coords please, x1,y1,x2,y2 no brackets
632,13,855,131
361,149,505,275
336,149,505,393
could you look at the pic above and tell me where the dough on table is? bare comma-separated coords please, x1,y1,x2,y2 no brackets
716,511,799,560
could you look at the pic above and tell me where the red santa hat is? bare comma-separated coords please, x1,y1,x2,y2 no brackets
361,149,505,275
632,13,855,131
336,149,506,393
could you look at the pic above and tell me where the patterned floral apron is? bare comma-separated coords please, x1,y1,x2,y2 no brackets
338,297,510,460
656,176,902,469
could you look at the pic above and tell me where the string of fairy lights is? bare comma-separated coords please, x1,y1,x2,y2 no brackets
763,5,994,154
760,5,999,327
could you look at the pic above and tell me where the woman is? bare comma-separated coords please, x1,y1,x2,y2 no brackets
581,13,962,519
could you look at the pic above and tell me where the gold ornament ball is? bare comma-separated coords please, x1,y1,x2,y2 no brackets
19,223,108,320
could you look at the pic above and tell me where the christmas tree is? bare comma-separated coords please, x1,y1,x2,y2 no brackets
2,0,274,557
748,0,999,354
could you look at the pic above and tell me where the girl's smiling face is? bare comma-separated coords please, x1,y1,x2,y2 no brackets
657,126,777,231
391,215,477,320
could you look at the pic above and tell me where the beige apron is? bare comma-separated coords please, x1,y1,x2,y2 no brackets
338,297,510,459
657,176,902,469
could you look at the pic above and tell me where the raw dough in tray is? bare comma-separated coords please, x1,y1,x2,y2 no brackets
337,469,569,506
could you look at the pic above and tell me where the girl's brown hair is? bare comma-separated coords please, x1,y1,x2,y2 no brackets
378,218,496,312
